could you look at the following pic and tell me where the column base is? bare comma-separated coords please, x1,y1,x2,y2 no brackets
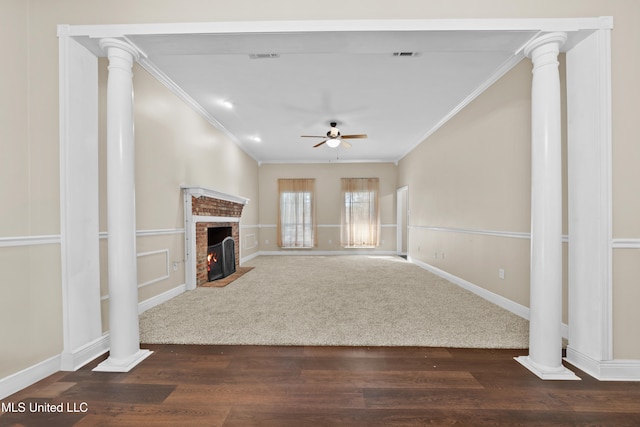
93,349,153,373
515,356,581,380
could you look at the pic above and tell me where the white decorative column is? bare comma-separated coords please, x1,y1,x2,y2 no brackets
515,33,578,380
94,38,152,372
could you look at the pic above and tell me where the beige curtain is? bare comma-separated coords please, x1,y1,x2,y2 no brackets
341,178,380,247
277,179,317,248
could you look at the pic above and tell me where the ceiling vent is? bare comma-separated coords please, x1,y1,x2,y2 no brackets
249,53,280,59
393,52,419,57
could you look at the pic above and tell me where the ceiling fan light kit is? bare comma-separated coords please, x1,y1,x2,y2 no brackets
302,121,368,149
326,138,341,148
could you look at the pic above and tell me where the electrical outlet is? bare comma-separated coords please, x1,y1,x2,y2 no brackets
499,268,505,280
173,262,178,271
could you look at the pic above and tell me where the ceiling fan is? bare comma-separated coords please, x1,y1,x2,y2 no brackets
301,122,367,148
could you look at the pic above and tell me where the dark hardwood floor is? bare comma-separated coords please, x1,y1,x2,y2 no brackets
2,345,640,426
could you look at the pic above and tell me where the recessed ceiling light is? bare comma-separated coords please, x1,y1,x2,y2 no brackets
220,100,234,109
250,136,262,143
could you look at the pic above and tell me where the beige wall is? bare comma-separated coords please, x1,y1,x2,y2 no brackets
1,0,29,237
97,60,260,331
0,1,64,378
398,55,575,325
259,163,397,253
398,59,539,309
2,0,640,382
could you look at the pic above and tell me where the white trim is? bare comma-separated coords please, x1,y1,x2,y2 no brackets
612,239,640,249
565,347,640,381
60,334,110,372
136,228,185,237
260,223,396,229
136,249,170,288
62,18,612,40
397,186,409,256
243,233,258,251
0,354,62,400
184,193,196,290
241,251,261,264
515,356,580,380
409,256,570,340
58,32,104,375
100,251,179,301
93,349,153,373
412,225,530,240
410,225,573,243
0,235,61,247
566,26,614,366
410,256,530,319
181,185,250,205
99,228,185,239
193,215,240,224
138,284,186,314
260,250,398,256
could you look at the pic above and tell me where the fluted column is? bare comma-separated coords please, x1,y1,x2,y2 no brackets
515,33,578,380
94,38,152,372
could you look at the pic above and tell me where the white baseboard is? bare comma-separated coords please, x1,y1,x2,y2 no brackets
408,257,569,340
410,257,530,317
241,251,260,264
259,250,398,256
138,283,186,314
60,334,110,372
566,347,640,381
0,354,61,400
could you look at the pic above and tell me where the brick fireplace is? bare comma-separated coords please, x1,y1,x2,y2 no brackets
182,187,249,289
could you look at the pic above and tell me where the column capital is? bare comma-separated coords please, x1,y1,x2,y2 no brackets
524,32,567,59
99,38,141,62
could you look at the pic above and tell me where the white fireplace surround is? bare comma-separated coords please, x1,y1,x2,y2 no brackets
182,186,249,290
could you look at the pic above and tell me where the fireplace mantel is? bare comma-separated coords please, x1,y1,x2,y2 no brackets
182,186,248,289
181,185,250,206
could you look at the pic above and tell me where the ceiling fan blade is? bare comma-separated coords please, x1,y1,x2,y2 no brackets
313,140,327,148
301,135,327,138
341,140,352,149
341,134,368,139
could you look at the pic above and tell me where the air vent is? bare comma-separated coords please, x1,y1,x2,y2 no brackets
393,52,419,57
249,53,280,59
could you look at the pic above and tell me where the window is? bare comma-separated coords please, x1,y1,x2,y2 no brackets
277,179,316,248
341,178,380,248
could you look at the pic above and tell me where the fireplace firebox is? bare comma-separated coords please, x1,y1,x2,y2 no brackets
207,227,236,282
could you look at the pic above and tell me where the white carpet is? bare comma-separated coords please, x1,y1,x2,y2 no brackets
139,255,529,348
